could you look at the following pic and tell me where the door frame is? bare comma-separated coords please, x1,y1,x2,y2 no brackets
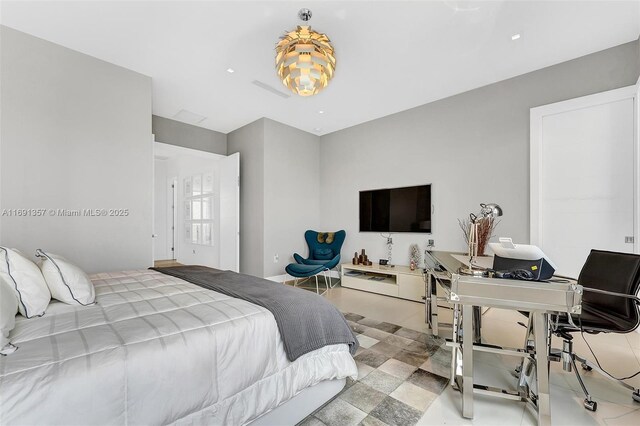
530,84,639,254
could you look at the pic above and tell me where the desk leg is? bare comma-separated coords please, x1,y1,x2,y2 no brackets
462,304,474,419
533,312,551,426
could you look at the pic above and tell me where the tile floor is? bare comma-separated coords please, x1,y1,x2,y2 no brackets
300,313,451,426
320,285,640,425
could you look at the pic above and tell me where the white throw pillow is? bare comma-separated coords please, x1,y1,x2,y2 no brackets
36,250,95,306
1,277,19,354
0,247,50,318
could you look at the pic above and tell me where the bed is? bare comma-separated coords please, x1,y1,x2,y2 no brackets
0,269,358,425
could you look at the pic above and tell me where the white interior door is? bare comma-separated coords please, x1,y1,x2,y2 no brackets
531,86,638,278
219,153,240,272
153,158,169,261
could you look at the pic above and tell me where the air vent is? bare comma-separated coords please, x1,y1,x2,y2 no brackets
173,109,207,124
251,80,290,99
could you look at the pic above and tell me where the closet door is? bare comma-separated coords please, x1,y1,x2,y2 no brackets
531,85,638,278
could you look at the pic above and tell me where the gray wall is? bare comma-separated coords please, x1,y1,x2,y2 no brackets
320,40,640,267
263,119,320,277
227,118,321,277
153,115,227,155
0,26,153,273
227,119,265,277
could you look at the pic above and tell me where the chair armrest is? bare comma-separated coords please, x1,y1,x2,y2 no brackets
583,287,640,304
293,253,306,264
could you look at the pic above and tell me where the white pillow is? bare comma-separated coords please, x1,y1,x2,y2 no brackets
0,247,50,318
1,277,19,354
36,250,95,306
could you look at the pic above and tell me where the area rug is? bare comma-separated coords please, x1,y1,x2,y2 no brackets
298,313,451,426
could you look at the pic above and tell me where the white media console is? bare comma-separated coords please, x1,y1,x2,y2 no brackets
340,263,425,302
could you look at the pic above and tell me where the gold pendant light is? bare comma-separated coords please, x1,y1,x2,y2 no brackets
275,9,336,97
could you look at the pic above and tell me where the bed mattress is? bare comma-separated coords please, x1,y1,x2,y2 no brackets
0,269,357,425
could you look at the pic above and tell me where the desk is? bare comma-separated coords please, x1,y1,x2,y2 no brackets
426,251,583,426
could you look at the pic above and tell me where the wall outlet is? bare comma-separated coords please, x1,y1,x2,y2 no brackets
273,254,279,263
192,249,196,254
387,237,393,245
428,239,435,247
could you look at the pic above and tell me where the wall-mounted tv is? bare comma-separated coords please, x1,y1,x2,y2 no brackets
359,185,432,233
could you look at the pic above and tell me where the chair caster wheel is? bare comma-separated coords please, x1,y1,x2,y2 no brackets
581,363,593,371
632,390,640,403
583,399,597,412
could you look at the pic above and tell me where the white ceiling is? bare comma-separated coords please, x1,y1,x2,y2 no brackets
2,1,639,135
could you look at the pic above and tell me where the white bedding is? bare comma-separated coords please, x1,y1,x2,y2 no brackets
0,269,357,425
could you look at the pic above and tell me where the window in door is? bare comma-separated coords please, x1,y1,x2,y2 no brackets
184,173,214,246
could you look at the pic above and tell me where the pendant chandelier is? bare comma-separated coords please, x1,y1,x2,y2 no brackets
275,9,336,97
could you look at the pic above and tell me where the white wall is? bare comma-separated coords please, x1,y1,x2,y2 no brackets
227,118,321,278
263,119,321,277
0,26,152,273
320,40,640,268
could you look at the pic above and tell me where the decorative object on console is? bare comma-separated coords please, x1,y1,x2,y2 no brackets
409,243,421,270
459,203,503,275
275,8,336,97
356,249,372,266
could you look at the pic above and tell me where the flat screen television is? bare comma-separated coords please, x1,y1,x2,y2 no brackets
359,185,432,233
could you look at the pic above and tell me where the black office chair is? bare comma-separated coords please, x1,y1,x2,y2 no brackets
550,249,640,412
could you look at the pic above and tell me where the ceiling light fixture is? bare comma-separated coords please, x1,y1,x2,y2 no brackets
511,34,521,41
318,110,324,114
275,8,336,97
226,68,235,73
314,128,322,132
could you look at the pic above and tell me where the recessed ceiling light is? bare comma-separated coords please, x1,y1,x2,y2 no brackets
318,110,324,114
226,68,235,73
511,34,521,41
314,128,322,132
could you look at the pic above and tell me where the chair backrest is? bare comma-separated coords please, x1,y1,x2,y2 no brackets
579,249,640,328
304,230,346,260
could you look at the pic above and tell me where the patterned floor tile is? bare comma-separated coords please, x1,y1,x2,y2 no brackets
369,341,402,358
298,416,327,426
370,322,402,334
358,317,383,327
378,359,418,380
359,415,389,426
420,347,451,378
406,369,449,394
383,334,414,348
363,327,393,341
360,369,404,394
393,349,430,367
390,381,438,411
354,349,390,368
394,327,428,342
357,334,380,349
404,340,428,353
349,321,369,334
369,396,423,426
356,361,375,380
345,313,365,322
340,382,388,413
315,398,368,426
300,314,449,426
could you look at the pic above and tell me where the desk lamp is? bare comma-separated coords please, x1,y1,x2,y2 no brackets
460,203,503,275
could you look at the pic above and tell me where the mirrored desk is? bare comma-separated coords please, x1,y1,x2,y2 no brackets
425,251,583,426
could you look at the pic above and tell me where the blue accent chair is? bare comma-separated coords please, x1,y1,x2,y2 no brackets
291,230,346,289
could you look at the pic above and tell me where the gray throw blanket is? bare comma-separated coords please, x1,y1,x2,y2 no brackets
151,266,358,361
